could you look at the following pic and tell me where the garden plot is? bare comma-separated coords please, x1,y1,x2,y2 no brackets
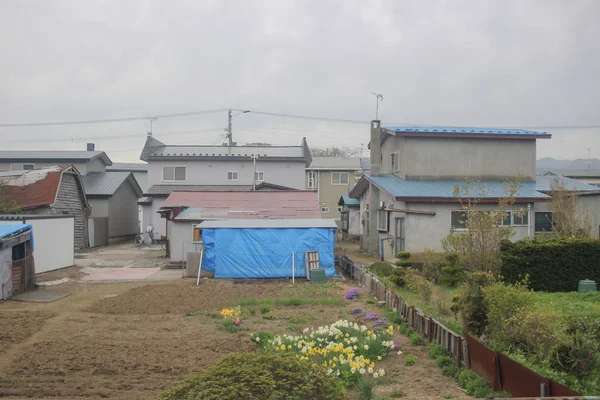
0,279,469,399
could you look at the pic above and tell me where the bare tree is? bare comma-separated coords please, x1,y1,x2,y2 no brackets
244,143,273,147
550,178,591,237
0,184,21,214
310,147,360,158
441,179,521,275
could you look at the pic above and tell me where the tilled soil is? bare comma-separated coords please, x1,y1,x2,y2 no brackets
0,279,470,399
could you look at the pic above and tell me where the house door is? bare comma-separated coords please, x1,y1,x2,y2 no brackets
395,218,405,253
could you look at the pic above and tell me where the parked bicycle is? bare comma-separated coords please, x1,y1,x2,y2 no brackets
135,226,156,247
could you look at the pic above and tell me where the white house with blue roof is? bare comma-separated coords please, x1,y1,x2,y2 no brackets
349,121,600,259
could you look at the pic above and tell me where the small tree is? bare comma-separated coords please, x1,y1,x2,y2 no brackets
441,179,520,275
550,177,591,238
310,146,360,158
0,184,21,214
440,252,466,287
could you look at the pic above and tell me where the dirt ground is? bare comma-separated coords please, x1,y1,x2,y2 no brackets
0,277,469,400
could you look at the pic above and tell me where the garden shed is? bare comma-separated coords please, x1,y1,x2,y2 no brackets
0,224,35,300
198,219,338,279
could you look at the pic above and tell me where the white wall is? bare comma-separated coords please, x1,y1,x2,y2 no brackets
169,220,202,263
88,198,109,218
147,159,306,189
348,208,360,236
142,199,167,239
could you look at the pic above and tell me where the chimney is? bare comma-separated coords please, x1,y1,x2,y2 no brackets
370,120,381,176
87,143,95,152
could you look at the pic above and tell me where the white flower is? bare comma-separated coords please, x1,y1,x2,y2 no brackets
256,337,260,342
353,345,358,350
373,372,379,378
359,368,366,374
363,345,369,350
397,350,403,355
377,356,382,360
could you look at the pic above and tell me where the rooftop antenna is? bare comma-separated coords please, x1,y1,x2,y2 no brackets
371,93,383,119
587,148,592,170
147,117,157,136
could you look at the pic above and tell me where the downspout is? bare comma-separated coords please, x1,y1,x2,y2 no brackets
527,203,532,239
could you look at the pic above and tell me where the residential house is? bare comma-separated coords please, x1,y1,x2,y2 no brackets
544,170,600,187
338,194,360,239
107,162,148,192
0,146,144,245
305,157,362,221
349,122,575,260
139,135,312,239
157,190,322,263
0,165,90,249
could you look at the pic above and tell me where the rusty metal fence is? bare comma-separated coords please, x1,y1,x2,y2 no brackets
336,255,584,398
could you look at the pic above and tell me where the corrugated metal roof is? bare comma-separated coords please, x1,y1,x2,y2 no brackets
339,194,360,207
146,184,252,196
307,157,361,170
0,224,32,239
137,197,152,204
382,126,551,138
164,191,320,219
82,172,132,196
546,170,600,178
534,175,600,192
148,145,304,158
0,165,68,209
198,219,337,229
174,208,228,220
0,150,112,165
107,162,148,172
360,158,370,171
366,174,550,200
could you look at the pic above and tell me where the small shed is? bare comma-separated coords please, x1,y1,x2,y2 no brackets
338,194,361,238
198,219,338,279
0,224,35,300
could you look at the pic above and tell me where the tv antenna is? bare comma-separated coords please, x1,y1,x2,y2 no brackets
371,93,383,119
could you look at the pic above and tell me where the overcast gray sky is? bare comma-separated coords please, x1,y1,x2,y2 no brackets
1,0,599,162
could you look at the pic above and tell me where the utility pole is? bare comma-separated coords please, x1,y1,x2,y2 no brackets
147,117,157,136
587,148,592,170
371,93,383,119
226,109,233,146
251,155,258,190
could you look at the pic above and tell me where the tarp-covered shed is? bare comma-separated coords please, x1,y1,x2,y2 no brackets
0,224,35,300
199,219,337,279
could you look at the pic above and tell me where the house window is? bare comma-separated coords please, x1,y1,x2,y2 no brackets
364,211,370,235
308,171,317,189
254,171,264,182
10,163,35,171
193,227,202,242
377,209,388,232
391,153,399,172
227,171,239,181
331,172,349,185
513,211,529,226
451,210,468,230
163,166,186,181
501,211,512,227
535,212,553,232
321,206,329,213
337,206,343,212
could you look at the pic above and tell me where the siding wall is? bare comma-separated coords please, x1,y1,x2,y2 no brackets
107,181,139,237
306,169,361,220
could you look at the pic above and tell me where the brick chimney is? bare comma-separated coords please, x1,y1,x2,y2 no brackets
370,120,381,176
87,143,95,151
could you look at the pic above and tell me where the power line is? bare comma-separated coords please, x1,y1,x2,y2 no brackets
0,109,228,127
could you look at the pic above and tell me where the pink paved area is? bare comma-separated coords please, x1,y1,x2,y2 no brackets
81,267,161,281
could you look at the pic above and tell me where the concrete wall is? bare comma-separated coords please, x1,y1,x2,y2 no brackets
380,136,537,180
147,159,306,189
108,181,139,237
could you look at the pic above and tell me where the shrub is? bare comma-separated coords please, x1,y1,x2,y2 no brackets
157,352,345,400
500,238,600,292
483,280,533,338
260,304,271,315
421,248,445,284
405,273,433,303
428,343,447,360
390,267,408,287
439,252,466,287
395,252,414,269
251,331,275,348
456,272,496,336
369,262,395,278
398,323,411,335
357,376,376,400
397,251,411,260
435,355,456,377
408,332,425,346
404,354,417,366
550,316,600,379
431,286,452,317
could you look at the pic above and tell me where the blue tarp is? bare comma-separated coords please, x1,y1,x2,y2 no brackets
0,224,33,250
201,227,337,279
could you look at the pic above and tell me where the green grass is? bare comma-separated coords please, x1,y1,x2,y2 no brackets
238,297,342,307
532,291,600,320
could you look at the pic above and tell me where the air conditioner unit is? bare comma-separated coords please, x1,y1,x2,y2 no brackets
379,201,386,208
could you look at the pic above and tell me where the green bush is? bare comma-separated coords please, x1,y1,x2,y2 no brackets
483,280,533,337
421,248,445,284
397,252,411,260
428,343,447,360
157,353,345,400
456,272,496,335
404,354,417,366
369,262,395,278
260,304,271,315
439,252,466,287
398,323,411,335
550,316,600,379
409,332,425,346
390,267,408,287
405,272,434,303
395,252,414,269
501,238,600,292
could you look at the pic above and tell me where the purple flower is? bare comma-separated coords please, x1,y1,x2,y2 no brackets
374,319,389,327
351,307,365,316
373,325,383,332
346,288,361,300
365,313,378,321
393,343,401,351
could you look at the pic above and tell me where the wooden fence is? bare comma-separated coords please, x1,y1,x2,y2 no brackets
335,255,583,398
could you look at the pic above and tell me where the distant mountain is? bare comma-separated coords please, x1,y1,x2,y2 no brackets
536,157,600,172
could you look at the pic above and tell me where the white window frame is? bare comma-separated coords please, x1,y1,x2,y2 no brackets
331,171,349,185
162,166,186,182
227,171,239,181
512,210,529,226
337,206,343,212
377,209,388,232
307,171,317,189
10,163,35,171
321,206,329,213
254,171,264,182
391,152,399,172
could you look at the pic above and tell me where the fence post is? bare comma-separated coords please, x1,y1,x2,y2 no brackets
410,306,415,328
428,317,433,342
456,336,462,367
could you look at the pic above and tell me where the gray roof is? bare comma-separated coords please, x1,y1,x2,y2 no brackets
82,171,142,197
546,169,600,178
307,157,362,170
360,158,370,171
145,184,252,196
198,219,338,229
535,174,600,192
0,150,112,165
137,197,152,204
107,162,148,172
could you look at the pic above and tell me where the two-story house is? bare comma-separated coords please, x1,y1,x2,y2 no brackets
0,145,142,246
349,121,584,259
305,157,363,221
139,135,312,238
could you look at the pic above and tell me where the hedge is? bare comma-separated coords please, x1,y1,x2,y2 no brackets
500,238,600,292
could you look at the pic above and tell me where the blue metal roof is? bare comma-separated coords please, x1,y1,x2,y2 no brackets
534,175,600,192
382,126,550,138
366,174,550,200
339,194,360,207
0,224,32,239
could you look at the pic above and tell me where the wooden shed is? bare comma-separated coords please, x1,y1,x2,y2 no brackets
0,224,35,300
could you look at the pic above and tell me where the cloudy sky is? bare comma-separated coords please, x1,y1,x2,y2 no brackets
0,0,599,162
